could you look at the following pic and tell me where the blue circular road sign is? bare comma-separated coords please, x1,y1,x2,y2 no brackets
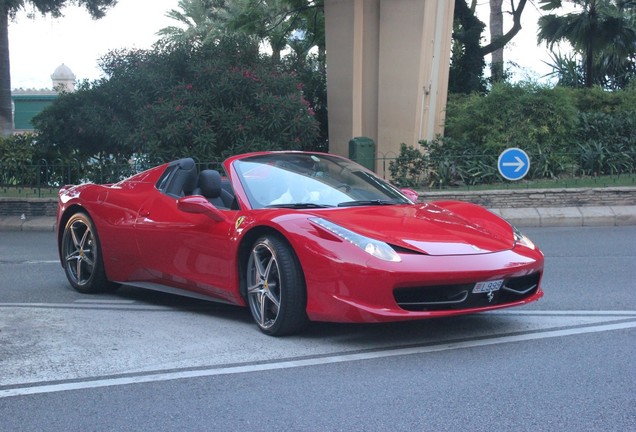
498,148,530,181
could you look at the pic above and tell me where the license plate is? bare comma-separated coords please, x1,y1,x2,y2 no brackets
473,279,504,293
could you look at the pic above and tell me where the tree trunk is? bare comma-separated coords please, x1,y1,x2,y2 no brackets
0,5,12,136
490,0,504,82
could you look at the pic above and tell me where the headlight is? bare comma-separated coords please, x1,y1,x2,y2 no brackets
513,226,535,250
309,217,401,262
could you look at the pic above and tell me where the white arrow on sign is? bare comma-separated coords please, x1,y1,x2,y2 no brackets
502,156,526,173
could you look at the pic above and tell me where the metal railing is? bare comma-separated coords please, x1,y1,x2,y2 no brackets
2,151,635,198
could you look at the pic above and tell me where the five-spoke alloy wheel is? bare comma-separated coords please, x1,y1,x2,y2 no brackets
61,212,117,293
246,236,307,336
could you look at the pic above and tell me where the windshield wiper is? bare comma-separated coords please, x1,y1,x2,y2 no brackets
266,203,335,209
337,199,398,207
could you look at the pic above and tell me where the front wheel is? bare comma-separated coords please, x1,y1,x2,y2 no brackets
61,212,118,293
246,236,308,336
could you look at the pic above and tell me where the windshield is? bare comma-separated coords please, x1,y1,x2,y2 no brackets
234,153,411,209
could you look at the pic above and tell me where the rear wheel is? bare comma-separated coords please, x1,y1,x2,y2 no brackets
246,236,308,336
61,212,118,293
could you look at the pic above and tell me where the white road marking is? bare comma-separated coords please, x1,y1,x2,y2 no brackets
1,318,634,399
73,299,136,304
3,301,635,315
22,260,59,264
493,310,636,316
0,302,173,311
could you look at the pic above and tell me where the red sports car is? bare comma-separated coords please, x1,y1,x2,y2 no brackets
57,151,544,335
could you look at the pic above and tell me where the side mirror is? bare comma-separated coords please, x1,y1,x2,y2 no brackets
177,195,227,222
400,188,419,203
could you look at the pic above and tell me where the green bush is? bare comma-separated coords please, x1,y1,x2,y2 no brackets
443,82,580,181
0,133,44,186
33,35,321,174
388,144,427,188
390,82,636,188
446,82,579,155
577,111,636,175
570,85,636,114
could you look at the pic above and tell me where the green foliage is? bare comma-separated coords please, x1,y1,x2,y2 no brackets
33,35,321,169
390,83,636,188
0,133,39,164
570,84,636,112
537,0,636,89
446,82,579,156
282,53,328,151
388,144,427,188
0,133,48,186
157,0,232,47
576,111,636,175
542,51,585,88
449,1,486,94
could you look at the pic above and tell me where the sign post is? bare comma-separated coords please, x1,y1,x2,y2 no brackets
498,148,530,181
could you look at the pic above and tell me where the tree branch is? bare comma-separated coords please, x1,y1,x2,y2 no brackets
480,0,528,56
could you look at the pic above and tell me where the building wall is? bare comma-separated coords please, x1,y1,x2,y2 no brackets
324,0,455,170
12,94,57,132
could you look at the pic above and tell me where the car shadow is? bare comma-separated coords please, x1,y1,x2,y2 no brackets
102,284,527,346
301,314,518,347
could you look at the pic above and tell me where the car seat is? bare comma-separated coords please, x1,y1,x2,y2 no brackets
192,170,234,209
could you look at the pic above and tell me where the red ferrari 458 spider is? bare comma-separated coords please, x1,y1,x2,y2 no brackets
57,151,544,335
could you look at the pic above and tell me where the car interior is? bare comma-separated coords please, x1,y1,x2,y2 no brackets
156,158,238,210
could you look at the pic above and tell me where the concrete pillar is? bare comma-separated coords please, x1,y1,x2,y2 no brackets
324,0,455,171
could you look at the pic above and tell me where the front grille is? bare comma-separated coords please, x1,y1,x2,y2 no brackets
394,272,541,311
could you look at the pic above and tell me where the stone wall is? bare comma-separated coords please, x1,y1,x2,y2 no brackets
0,198,58,217
1,187,635,217
422,187,636,208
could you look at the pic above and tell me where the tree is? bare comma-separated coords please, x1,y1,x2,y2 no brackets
159,0,325,63
0,0,117,136
490,0,505,82
450,1,487,93
33,35,321,167
157,0,232,47
538,0,636,88
450,0,530,92
158,0,328,146
484,0,529,83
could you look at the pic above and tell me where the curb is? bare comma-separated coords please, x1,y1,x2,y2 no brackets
0,216,57,232
490,205,636,228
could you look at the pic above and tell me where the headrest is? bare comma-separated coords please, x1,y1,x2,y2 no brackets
196,170,222,199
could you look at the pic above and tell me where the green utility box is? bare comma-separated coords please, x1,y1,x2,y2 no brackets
348,136,375,171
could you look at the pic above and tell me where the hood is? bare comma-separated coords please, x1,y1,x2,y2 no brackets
315,203,514,256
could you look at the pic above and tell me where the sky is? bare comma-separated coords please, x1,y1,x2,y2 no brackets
9,0,178,89
9,0,559,90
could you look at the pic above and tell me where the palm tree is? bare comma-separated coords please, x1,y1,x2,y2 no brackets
159,0,325,66
537,0,636,88
157,0,231,47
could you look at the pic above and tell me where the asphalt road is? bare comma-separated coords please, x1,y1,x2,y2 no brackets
0,227,634,432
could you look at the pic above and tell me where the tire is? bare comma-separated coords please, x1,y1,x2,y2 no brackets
246,236,308,336
61,212,118,294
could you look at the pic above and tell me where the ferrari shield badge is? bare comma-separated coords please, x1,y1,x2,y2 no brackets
487,291,495,303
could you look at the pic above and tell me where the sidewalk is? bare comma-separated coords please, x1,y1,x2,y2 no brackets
1,205,636,232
